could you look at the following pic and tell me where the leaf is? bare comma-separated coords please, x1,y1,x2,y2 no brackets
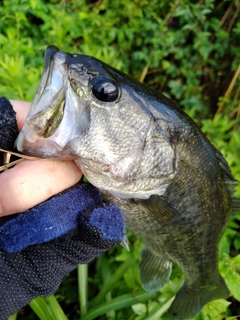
132,303,147,316
220,255,240,301
219,235,230,258
81,291,159,320
203,299,231,318
29,297,55,320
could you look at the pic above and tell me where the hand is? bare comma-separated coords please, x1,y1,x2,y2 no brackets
0,98,125,320
0,100,82,216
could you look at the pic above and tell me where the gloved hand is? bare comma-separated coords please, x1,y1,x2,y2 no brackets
0,97,125,320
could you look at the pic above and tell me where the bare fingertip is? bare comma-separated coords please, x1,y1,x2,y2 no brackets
9,100,31,130
0,204,3,216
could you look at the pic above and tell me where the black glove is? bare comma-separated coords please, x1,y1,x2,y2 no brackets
0,97,19,166
0,97,125,320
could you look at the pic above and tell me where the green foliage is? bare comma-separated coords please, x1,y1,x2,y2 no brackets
1,0,239,319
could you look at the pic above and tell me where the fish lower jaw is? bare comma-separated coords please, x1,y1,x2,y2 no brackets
15,130,37,151
16,131,69,158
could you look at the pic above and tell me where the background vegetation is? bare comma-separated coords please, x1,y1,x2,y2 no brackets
0,0,240,319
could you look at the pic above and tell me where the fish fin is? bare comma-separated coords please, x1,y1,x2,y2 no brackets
168,277,229,319
139,248,172,292
120,236,130,251
136,194,175,222
214,147,240,214
232,197,240,214
214,147,235,180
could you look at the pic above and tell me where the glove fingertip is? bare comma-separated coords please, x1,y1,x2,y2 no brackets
89,205,125,241
0,182,103,252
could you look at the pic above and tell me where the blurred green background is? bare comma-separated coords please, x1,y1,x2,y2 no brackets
0,0,240,319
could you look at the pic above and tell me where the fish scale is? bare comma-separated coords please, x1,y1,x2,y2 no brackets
16,46,239,319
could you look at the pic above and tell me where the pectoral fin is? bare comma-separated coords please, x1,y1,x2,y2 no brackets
139,248,172,292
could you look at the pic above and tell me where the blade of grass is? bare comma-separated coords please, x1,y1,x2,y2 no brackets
165,0,181,26
99,255,115,318
78,264,88,316
7,313,18,320
81,291,159,320
89,254,136,308
226,2,240,33
216,65,240,115
0,148,77,172
219,0,234,29
0,158,24,171
45,295,68,320
139,53,153,83
29,297,55,320
0,148,41,160
144,296,175,320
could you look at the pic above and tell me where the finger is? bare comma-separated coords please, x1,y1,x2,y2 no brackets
0,159,82,216
9,100,31,130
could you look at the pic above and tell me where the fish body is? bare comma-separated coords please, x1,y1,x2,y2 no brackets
16,46,238,319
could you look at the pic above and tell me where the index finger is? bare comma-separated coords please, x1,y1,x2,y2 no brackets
0,159,82,216
0,100,82,216
9,100,31,130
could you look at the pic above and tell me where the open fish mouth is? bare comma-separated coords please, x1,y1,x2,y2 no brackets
16,46,80,158
27,46,67,138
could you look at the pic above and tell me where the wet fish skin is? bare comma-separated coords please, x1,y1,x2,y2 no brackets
16,46,238,319
100,117,232,318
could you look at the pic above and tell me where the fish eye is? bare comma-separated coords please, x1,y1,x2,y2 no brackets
91,77,119,102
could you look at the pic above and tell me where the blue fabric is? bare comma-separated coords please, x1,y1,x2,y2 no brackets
0,182,125,253
89,205,125,240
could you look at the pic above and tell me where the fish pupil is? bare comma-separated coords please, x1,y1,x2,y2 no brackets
91,76,118,102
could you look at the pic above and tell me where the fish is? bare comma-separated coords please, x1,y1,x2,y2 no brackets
16,46,239,319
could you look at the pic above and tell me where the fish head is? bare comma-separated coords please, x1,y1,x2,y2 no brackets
16,46,176,199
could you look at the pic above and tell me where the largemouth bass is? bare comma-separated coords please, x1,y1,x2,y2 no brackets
16,46,239,319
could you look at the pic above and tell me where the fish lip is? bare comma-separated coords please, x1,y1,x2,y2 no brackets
23,46,69,138
17,129,77,159
29,46,60,115
38,46,60,97
15,45,70,151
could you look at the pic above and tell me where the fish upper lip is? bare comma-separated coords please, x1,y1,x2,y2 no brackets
15,45,70,150
24,46,70,138
16,46,89,153
26,45,69,121
30,46,60,113
39,46,60,96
